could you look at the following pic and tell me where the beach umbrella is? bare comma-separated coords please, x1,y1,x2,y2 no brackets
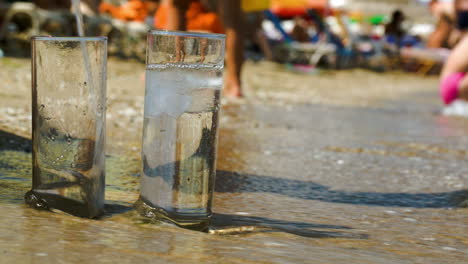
242,0,271,12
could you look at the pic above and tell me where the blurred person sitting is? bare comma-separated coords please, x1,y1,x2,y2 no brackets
291,16,310,42
385,10,406,47
164,0,244,98
440,0,468,104
243,7,273,61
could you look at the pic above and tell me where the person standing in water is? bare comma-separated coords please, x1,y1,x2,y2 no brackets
440,0,468,104
165,0,244,98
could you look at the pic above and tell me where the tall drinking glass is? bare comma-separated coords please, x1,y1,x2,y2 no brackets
26,37,107,218
135,30,225,230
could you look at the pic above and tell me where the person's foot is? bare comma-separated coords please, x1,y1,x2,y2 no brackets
223,79,243,98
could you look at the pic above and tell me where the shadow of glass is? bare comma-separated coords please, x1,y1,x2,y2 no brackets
210,213,368,239
215,170,468,208
104,202,134,216
0,130,31,152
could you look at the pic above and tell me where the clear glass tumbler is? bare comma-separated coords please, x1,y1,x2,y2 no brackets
135,30,225,230
26,37,107,218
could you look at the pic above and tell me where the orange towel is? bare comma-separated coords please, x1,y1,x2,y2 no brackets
154,1,224,34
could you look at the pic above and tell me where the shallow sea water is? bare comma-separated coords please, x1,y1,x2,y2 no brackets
0,59,466,263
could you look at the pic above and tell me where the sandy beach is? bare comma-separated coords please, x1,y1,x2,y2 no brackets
0,57,467,263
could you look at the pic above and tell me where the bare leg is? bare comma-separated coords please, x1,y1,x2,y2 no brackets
218,0,244,98
166,0,190,31
167,0,244,97
441,35,468,100
458,76,468,99
166,0,190,62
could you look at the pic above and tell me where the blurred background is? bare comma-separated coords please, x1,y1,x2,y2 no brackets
0,0,452,74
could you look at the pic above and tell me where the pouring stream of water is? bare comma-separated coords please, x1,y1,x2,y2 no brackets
71,0,95,105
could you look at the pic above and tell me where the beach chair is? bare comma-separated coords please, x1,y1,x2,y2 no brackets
263,9,338,67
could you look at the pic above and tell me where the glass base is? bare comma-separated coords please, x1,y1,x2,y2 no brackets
24,190,103,218
134,196,210,232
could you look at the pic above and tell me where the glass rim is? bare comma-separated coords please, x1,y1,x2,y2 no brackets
148,30,225,40
31,36,107,41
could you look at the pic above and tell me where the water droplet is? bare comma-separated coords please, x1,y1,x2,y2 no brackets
60,155,64,159
97,104,103,114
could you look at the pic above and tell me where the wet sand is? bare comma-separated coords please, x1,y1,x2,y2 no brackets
0,57,466,263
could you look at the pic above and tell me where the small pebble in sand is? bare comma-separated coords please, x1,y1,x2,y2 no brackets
35,253,48,257
403,218,417,222
442,247,457,251
6,108,16,115
264,242,285,247
235,212,250,215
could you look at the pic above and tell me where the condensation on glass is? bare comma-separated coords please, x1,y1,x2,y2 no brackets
26,37,107,218
135,30,225,230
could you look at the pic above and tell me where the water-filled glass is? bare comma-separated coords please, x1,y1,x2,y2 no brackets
26,37,107,218
135,30,225,230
